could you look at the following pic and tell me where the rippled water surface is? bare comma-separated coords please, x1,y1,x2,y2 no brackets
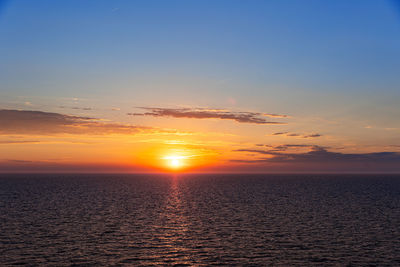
0,174,399,266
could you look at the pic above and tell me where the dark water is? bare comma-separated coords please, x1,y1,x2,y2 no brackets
0,174,399,266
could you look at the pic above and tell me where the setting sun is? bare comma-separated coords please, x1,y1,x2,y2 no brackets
164,155,185,169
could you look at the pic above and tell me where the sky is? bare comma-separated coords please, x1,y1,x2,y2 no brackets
0,0,400,173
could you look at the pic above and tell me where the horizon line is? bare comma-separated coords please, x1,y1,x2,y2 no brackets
1,171,400,175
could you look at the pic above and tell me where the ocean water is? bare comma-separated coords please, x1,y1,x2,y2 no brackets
0,174,399,266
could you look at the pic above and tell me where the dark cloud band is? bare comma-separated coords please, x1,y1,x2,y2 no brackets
234,146,400,164
128,107,286,124
0,109,153,135
272,132,322,138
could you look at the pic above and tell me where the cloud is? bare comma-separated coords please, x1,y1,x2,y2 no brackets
271,132,322,138
0,109,158,135
274,144,320,151
233,146,400,164
58,106,92,111
0,140,40,144
303,134,322,138
6,159,34,163
128,107,286,124
272,132,288,135
263,113,290,118
248,144,321,152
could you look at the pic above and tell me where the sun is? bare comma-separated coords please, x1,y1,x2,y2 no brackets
163,155,185,169
170,158,181,168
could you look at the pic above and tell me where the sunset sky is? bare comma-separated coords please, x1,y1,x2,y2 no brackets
1,0,400,172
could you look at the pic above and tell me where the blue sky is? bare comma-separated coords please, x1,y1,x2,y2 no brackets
1,0,399,100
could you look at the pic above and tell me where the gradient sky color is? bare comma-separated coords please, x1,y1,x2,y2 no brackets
1,0,400,172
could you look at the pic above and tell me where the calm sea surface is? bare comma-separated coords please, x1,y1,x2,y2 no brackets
0,174,399,266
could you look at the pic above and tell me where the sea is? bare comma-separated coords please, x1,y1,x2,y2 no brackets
0,174,399,266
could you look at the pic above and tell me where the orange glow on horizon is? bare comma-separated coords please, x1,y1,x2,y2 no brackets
0,131,222,173
129,139,220,172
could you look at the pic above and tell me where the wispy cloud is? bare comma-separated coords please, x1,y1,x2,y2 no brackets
272,132,288,136
271,132,322,138
6,159,35,163
0,140,40,144
274,144,322,151
128,107,287,124
58,106,92,111
0,109,160,135
303,134,322,138
263,113,290,118
250,144,321,152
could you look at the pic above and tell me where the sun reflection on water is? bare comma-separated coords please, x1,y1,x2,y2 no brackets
152,175,192,264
